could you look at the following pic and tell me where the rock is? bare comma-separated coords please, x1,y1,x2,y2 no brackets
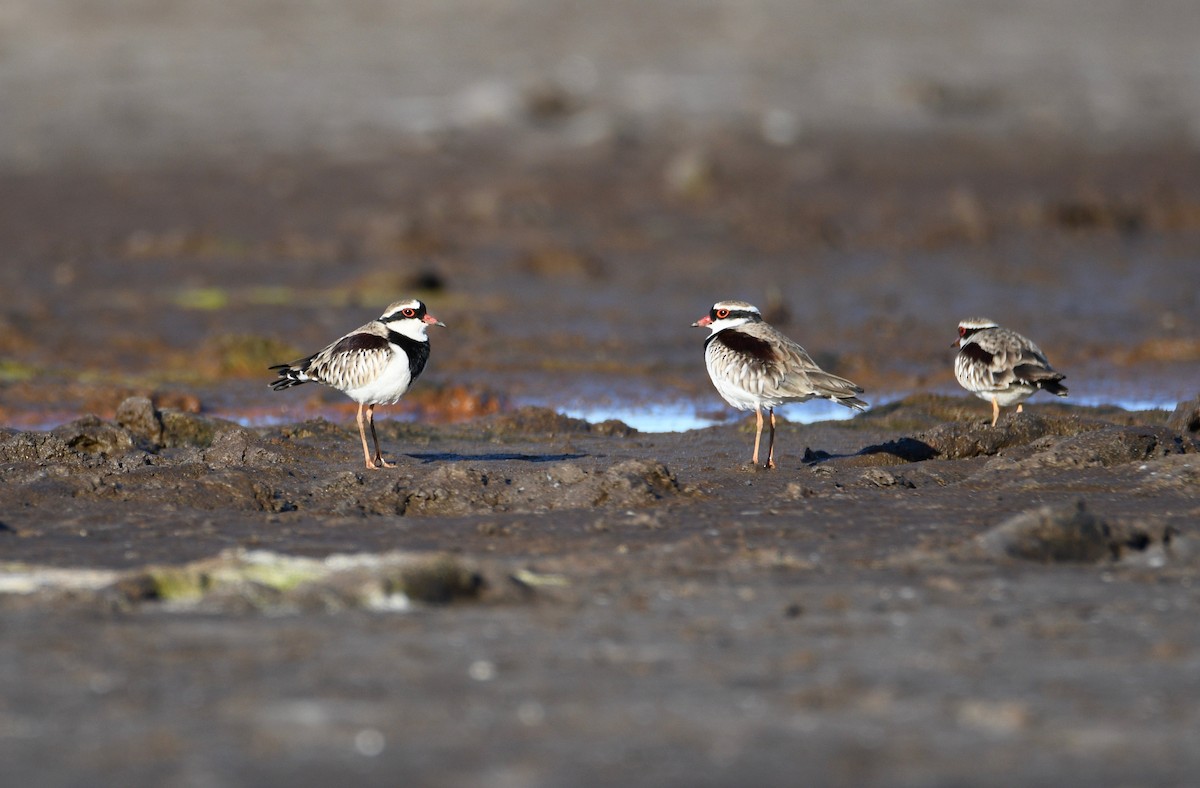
1167,395,1200,433
972,500,1179,564
918,414,1101,460
51,416,135,457
1022,426,1193,468
398,556,485,604
859,468,914,488
481,407,590,436
590,419,637,437
0,430,71,464
402,458,679,516
160,410,243,448
115,396,164,446
203,427,281,466
976,500,1112,563
595,460,679,505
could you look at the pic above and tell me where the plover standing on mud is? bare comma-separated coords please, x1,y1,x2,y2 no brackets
953,317,1068,426
270,299,443,469
693,300,868,469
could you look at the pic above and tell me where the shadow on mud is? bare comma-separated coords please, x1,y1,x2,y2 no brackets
407,452,588,464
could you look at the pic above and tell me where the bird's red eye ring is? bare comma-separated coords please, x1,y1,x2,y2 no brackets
402,308,416,317
715,308,730,319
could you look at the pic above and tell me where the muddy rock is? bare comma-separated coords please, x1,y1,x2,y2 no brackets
51,416,136,458
1020,425,1196,468
0,429,71,464
1168,394,1200,433
476,407,634,439
976,500,1114,562
115,396,163,447
160,409,242,448
857,468,916,489
403,458,679,515
973,500,1182,564
918,414,1103,460
202,426,282,466
857,394,989,432
593,459,680,504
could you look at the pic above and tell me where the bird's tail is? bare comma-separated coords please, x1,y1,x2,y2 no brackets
1039,378,1069,397
835,394,870,412
268,361,311,391
1014,364,1069,397
811,371,870,411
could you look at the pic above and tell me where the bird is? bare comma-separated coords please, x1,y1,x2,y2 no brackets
269,299,444,469
692,300,868,468
953,317,1068,426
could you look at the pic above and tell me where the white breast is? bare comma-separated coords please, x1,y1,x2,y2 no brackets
343,350,413,405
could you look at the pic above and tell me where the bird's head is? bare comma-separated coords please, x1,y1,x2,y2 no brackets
954,317,998,347
692,300,762,333
381,299,444,340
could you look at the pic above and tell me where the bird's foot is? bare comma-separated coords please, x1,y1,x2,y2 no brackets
373,457,396,469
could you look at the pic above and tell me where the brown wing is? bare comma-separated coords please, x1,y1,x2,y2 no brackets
736,324,867,408
973,328,1064,392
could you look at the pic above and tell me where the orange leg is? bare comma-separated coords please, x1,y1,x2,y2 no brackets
990,397,1000,427
356,403,375,469
766,408,778,469
751,409,764,467
366,404,395,468
1016,403,1024,414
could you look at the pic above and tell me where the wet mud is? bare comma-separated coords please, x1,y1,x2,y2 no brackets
3,392,1200,785
2,136,1200,785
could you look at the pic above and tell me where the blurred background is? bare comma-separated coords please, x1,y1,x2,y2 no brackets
2,0,1199,428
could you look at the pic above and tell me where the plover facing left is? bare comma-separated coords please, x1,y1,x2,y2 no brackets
954,317,1068,427
693,300,868,468
270,299,444,469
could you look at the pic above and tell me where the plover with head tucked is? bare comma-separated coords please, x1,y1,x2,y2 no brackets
693,300,868,468
270,299,443,469
954,317,1068,426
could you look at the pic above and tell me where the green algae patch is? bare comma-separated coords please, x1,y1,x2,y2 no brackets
173,287,230,311
0,550,487,613
145,553,326,602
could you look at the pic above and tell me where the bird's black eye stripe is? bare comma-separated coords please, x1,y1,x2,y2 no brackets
386,304,424,321
712,308,759,322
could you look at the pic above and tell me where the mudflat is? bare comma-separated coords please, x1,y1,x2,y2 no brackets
2,136,1200,785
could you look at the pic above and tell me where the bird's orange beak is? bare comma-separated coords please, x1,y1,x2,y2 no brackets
424,313,445,327
692,315,712,328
